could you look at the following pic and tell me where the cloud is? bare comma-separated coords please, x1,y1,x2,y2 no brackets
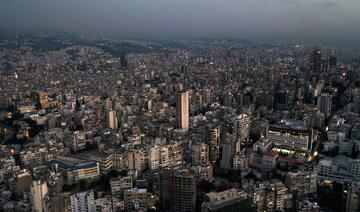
313,0,339,7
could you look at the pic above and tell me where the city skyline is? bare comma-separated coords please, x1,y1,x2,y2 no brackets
1,1,360,212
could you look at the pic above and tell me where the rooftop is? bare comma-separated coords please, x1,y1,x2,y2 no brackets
270,119,309,132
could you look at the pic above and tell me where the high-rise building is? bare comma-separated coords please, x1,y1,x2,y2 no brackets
329,56,337,67
252,181,292,211
70,190,95,212
17,169,33,195
148,142,184,171
128,148,148,173
149,145,170,171
317,93,332,117
177,90,189,130
274,88,292,110
120,53,128,69
160,168,197,212
72,131,86,152
234,113,251,148
220,134,236,169
284,167,317,195
202,88,212,104
170,169,197,212
191,142,209,166
31,180,49,212
272,181,292,210
345,182,360,212
205,125,221,164
107,110,118,129
31,91,50,109
310,48,322,72
168,142,184,167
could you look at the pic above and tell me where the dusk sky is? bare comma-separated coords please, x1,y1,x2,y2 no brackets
1,0,360,41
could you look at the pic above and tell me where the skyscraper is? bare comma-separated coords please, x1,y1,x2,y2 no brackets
120,53,128,69
206,125,221,164
329,49,337,68
329,55,337,67
234,113,251,148
274,88,291,110
317,93,332,117
310,48,322,72
170,169,197,212
107,110,118,129
177,90,189,130
160,168,197,212
220,138,234,169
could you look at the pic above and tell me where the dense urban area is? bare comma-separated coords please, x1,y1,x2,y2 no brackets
1,28,360,212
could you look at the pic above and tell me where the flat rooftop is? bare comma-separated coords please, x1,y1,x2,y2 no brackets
270,119,309,132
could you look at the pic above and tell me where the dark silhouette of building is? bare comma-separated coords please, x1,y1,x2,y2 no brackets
310,48,322,72
329,56,337,67
160,168,196,212
120,53,128,69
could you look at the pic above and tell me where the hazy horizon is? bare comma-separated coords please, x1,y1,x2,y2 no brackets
1,0,360,43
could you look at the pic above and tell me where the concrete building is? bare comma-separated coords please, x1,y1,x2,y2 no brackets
149,145,170,171
234,113,251,145
346,182,360,212
111,176,133,197
128,148,148,173
70,190,95,212
317,156,360,183
148,142,184,171
73,131,86,149
107,110,118,130
177,90,189,130
249,151,279,172
220,138,235,169
31,180,49,212
124,188,157,211
48,156,100,185
89,152,113,175
170,169,196,212
206,125,221,164
31,91,50,109
160,168,197,212
317,93,332,117
268,120,313,153
201,189,255,212
17,169,33,195
285,168,317,195
191,142,209,166
310,48,322,72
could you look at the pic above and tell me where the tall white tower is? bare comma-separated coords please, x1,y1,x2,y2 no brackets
177,90,189,130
